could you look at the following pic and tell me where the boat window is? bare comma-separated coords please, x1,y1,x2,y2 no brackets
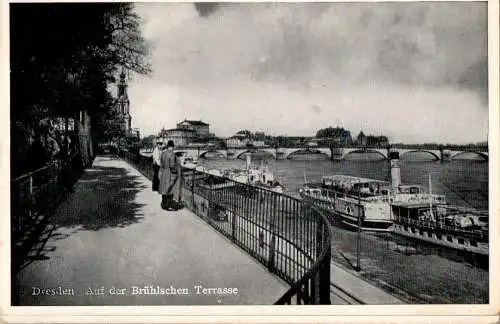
436,234,442,240
411,228,416,233
404,226,408,231
446,236,453,242
470,240,478,247
427,232,432,237
410,187,420,194
458,238,465,245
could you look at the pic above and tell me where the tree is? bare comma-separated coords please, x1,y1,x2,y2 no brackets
93,98,128,142
316,126,352,147
11,3,151,173
139,135,156,149
11,3,150,122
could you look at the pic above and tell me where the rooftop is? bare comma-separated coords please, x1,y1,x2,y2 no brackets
163,128,196,132
178,119,209,126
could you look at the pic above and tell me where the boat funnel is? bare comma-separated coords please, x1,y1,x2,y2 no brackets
246,153,251,170
389,151,401,189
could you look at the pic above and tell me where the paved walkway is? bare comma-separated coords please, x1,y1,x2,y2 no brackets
14,156,289,306
330,263,404,304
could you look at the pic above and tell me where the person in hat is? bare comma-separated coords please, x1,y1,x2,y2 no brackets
151,138,163,192
158,140,181,210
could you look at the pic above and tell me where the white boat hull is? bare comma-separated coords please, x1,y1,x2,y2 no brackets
301,193,394,231
392,223,489,256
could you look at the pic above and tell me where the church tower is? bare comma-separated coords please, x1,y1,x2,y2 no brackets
116,69,131,133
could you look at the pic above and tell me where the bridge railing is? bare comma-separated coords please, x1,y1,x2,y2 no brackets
119,151,332,305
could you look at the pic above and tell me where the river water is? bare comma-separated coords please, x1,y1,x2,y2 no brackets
199,152,489,210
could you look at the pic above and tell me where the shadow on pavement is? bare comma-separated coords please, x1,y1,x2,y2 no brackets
14,160,147,274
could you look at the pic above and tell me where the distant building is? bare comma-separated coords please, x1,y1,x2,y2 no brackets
161,128,196,147
225,133,267,148
254,131,266,140
226,134,249,148
357,132,367,146
113,70,132,134
252,140,265,147
158,119,212,147
176,119,210,135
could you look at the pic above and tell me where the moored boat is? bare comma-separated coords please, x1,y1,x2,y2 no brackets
139,147,154,157
226,154,284,193
300,176,395,231
299,152,489,255
177,153,199,169
184,153,284,193
390,203,489,255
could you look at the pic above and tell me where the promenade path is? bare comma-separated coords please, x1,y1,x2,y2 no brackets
13,156,288,306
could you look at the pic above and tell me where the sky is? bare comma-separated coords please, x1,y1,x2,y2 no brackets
127,2,489,144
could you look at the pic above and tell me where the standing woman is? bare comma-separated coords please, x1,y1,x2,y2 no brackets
152,138,162,192
159,140,178,211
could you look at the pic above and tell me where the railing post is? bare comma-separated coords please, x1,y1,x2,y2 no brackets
53,163,58,204
231,204,237,242
356,191,362,271
178,164,183,204
207,176,213,222
313,216,322,304
191,171,195,208
28,174,33,220
268,194,277,271
319,223,331,305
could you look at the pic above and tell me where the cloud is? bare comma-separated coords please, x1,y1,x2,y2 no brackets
130,2,488,143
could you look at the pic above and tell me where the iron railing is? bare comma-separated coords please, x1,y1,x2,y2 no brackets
11,152,85,268
119,151,332,305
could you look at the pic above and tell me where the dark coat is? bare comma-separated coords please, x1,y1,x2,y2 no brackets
158,149,178,195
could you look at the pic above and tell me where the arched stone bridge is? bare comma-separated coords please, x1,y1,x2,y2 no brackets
173,147,488,161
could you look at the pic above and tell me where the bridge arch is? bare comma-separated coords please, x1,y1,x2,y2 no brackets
174,150,187,156
198,149,226,158
342,149,387,160
450,151,488,161
235,149,276,159
399,150,440,161
286,148,330,160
